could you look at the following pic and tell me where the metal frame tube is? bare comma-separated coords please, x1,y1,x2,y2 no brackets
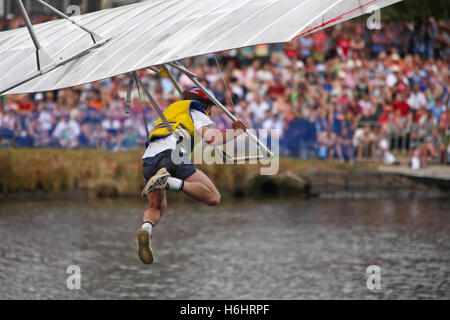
133,71,173,132
34,0,102,43
1,34,111,94
148,65,183,96
148,66,160,74
15,0,56,72
216,145,270,163
162,64,183,96
16,0,41,51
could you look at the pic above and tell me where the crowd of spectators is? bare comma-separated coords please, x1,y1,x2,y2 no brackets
1,14,449,167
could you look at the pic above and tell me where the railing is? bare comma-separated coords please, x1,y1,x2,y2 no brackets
280,120,449,163
1,111,449,164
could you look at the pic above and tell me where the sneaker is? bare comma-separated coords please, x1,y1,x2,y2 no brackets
137,228,154,265
141,168,170,197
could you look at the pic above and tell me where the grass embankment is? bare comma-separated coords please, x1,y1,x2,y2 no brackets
0,149,367,199
0,149,142,198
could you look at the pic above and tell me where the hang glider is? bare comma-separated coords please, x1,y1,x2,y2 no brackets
0,0,402,162
0,0,402,95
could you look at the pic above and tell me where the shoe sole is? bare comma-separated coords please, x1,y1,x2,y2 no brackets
137,229,154,265
142,168,170,197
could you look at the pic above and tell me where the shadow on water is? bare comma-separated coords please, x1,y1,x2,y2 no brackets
0,198,448,299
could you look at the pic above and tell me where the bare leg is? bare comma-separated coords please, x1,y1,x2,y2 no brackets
336,144,344,163
182,169,221,206
143,189,167,226
138,190,167,265
357,145,363,160
370,143,376,159
328,146,335,160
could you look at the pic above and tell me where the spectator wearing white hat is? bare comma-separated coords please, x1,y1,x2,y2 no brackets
52,113,80,149
408,83,427,111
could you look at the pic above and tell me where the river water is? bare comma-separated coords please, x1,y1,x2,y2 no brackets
0,198,448,300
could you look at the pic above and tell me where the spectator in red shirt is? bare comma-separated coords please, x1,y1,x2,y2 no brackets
283,42,298,60
18,95,34,113
392,91,411,117
267,77,287,101
339,93,361,116
337,33,352,58
378,104,394,124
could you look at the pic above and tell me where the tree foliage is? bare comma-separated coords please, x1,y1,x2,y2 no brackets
382,0,449,22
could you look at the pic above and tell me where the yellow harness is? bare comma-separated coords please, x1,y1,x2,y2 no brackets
148,100,209,142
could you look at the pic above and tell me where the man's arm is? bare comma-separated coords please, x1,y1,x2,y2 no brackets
202,120,247,146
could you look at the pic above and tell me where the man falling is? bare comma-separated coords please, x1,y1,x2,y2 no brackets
137,87,247,264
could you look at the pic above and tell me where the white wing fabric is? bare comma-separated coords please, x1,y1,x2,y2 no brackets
0,0,402,94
